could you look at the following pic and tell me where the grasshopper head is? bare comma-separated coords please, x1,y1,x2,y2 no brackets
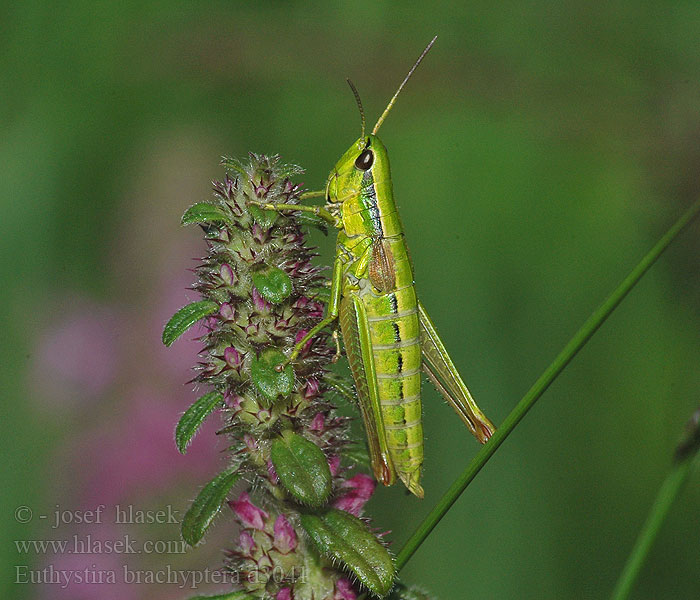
325,134,390,205
327,36,437,209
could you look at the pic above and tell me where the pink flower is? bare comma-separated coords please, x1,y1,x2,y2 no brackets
251,222,269,244
225,389,243,410
277,587,293,600
328,455,341,476
335,578,357,600
220,263,235,285
333,474,376,516
309,413,325,432
256,408,272,424
239,531,257,556
219,302,235,321
251,286,271,312
243,434,258,452
229,492,268,530
267,460,279,484
308,300,324,318
273,514,297,554
293,328,316,355
304,378,320,399
224,346,242,368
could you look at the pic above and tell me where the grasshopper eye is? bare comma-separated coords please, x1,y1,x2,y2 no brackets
355,149,374,171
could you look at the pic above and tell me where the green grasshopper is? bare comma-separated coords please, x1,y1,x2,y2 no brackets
253,37,494,497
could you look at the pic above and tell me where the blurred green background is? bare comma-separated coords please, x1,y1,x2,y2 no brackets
2,2,699,599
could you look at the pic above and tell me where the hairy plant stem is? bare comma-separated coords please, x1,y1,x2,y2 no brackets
610,454,696,600
395,198,700,572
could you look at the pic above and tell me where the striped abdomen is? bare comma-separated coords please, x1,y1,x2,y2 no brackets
365,278,423,496
340,232,424,497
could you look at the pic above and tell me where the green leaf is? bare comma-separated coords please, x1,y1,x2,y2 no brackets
175,391,224,454
270,431,332,507
324,373,356,405
220,155,248,176
188,593,253,600
252,265,293,304
296,211,328,234
300,508,395,597
182,469,241,546
181,202,231,226
248,204,278,228
162,300,218,347
276,162,304,178
250,349,294,405
309,286,332,304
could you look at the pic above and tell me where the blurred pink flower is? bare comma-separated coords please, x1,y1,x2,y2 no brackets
36,524,131,600
32,299,121,408
69,389,221,507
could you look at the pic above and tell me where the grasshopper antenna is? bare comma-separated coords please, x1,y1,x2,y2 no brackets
346,78,366,140
372,35,437,135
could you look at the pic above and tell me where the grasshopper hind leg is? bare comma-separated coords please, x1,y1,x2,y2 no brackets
422,362,493,442
418,300,495,443
339,294,397,488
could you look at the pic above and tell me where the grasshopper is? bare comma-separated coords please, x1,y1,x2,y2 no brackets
253,37,494,497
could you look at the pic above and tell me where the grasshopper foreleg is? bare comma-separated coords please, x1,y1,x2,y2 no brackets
330,329,342,362
247,193,341,228
275,256,344,370
299,190,326,200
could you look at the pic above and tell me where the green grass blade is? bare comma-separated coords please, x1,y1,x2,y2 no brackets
610,407,700,600
609,457,694,600
396,198,700,571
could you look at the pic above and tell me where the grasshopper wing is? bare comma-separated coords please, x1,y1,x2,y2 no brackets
368,238,396,293
418,300,495,443
339,294,396,485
